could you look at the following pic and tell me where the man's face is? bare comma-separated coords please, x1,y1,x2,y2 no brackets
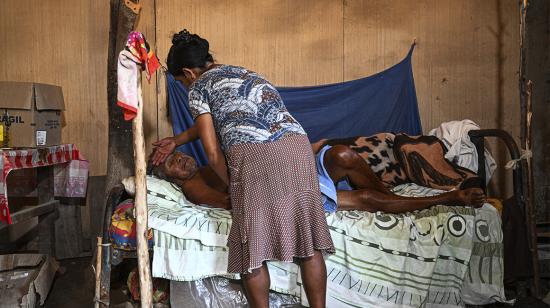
163,152,198,181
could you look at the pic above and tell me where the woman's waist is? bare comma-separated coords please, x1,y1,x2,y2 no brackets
220,126,306,150
225,133,313,166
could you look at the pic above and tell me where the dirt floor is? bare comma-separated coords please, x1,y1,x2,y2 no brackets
44,257,549,307
44,257,132,307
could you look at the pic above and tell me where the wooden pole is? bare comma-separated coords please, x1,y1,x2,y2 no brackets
133,71,153,307
518,1,541,297
519,0,528,147
94,237,103,308
524,81,541,297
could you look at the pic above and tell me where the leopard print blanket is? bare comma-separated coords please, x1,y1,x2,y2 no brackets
325,133,481,190
325,133,408,188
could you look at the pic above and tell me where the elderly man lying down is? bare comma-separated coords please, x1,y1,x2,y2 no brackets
149,139,485,213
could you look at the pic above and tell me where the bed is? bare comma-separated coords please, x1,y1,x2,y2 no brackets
145,178,506,308
102,129,527,307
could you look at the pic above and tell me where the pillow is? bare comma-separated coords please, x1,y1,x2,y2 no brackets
109,198,153,250
122,175,184,205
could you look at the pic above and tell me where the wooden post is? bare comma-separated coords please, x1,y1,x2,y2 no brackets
519,0,528,145
94,237,103,308
104,0,141,247
37,166,57,257
524,81,541,297
133,71,153,307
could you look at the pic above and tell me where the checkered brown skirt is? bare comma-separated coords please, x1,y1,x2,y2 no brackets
226,134,335,274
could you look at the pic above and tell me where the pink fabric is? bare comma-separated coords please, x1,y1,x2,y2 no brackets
117,50,140,121
0,144,89,224
117,31,160,121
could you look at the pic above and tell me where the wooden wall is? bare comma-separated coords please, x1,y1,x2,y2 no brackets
0,0,109,177
0,0,520,235
148,0,520,196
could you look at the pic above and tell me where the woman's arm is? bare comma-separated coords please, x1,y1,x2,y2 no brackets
195,114,229,185
173,124,199,145
151,125,199,165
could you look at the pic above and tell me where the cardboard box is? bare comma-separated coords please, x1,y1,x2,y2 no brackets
0,254,59,308
0,82,65,148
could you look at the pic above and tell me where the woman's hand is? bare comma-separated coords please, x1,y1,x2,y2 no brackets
152,137,177,165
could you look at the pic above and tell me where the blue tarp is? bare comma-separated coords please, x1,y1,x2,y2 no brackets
166,45,421,166
166,73,209,166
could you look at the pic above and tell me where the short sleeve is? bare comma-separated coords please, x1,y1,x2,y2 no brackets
188,87,211,119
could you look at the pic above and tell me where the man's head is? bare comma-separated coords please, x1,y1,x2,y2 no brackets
149,151,198,183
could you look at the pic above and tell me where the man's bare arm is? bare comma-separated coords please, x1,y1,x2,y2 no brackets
311,139,329,154
182,178,231,210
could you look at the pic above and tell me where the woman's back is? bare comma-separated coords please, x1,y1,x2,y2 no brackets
188,64,306,150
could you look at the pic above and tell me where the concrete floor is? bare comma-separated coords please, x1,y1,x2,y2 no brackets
44,257,549,308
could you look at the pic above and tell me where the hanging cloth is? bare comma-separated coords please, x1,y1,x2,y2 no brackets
117,31,160,121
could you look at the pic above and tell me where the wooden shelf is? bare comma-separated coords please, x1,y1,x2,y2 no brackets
0,200,58,230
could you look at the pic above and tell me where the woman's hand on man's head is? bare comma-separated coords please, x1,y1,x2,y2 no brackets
152,137,177,165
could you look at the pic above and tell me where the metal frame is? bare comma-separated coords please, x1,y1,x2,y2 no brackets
97,129,540,303
469,128,540,296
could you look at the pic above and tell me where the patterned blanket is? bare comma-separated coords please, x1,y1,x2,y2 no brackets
145,176,507,307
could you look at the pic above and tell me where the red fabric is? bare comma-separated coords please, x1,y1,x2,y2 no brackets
126,31,160,81
116,101,139,121
0,144,89,224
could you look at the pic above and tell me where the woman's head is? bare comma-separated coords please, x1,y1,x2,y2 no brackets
167,29,214,86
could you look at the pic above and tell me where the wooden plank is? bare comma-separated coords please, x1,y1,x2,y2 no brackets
135,0,160,157
523,0,550,222
38,205,58,257
83,175,106,251
0,1,109,176
37,166,54,204
156,61,172,147
7,201,57,226
0,0,522,200
0,200,58,256
54,204,83,259
0,224,38,253
154,0,343,87
153,0,343,143
343,0,519,197
344,0,519,133
103,0,140,244
105,0,139,169
36,165,57,256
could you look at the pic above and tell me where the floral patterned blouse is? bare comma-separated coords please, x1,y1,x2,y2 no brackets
188,65,306,151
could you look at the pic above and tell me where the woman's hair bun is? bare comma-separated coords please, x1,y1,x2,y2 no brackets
172,29,192,45
172,29,210,52
167,28,214,73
